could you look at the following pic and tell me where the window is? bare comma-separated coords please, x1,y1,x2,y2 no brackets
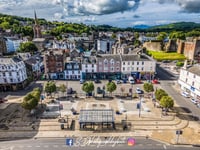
3,73,5,76
10,78,13,82
192,81,194,86
128,62,130,65
137,62,139,65
132,62,134,65
86,69,88,73
99,62,102,65
141,67,144,71
92,69,94,72
186,78,188,83
116,67,119,71
123,67,125,71
137,67,139,71
127,67,130,71
187,72,189,75
123,62,125,65
4,79,7,83
66,75,69,79
85,64,88,68
78,71,80,74
9,72,12,76
110,59,114,65
142,62,144,65
111,67,114,71
92,64,94,67
104,59,108,65
194,75,196,78
132,67,134,71
72,71,74,74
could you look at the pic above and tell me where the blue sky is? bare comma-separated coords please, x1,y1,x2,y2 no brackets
0,0,200,27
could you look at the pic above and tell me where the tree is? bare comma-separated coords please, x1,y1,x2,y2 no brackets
106,81,117,96
82,81,94,96
18,42,38,53
155,89,168,101
31,88,41,101
21,93,38,111
160,96,174,111
143,83,154,93
45,81,57,97
157,32,167,41
59,84,66,96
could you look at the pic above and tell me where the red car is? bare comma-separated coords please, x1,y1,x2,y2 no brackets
152,79,159,84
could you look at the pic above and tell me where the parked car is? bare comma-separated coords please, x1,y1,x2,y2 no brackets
80,79,85,84
181,91,190,98
94,79,101,83
197,103,200,108
128,76,135,84
116,80,121,84
136,88,143,94
191,98,198,105
67,88,74,94
0,98,7,103
152,79,159,84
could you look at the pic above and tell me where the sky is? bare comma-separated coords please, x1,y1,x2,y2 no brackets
0,0,200,27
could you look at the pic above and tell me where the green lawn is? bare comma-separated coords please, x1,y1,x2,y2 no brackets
147,50,186,61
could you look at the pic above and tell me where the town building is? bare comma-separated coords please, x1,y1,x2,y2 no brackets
64,59,82,80
97,39,115,54
0,36,7,55
178,64,200,103
121,54,156,80
4,37,23,53
0,57,27,91
43,51,64,80
81,56,97,80
96,54,121,79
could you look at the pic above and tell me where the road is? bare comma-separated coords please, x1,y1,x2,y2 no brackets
0,138,199,150
156,64,200,120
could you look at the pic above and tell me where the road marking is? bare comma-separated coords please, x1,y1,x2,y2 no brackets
36,145,40,148
27,146,32,148
44,145,49,148
156,144,162,146
53,145,58,148
163,145,167,149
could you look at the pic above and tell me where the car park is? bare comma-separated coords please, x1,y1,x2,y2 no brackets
181,91,190,98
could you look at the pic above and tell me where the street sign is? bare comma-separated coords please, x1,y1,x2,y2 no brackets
66,138,73,146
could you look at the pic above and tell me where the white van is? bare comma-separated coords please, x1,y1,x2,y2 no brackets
181,91,190,98
128,76,135,84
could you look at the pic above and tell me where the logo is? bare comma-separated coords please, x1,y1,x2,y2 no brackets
66,138,73,146
127,138,135,146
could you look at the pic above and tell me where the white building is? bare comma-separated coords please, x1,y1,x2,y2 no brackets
139,36,156,43
121,54,156,80
81,56,97,79
0,57,27,91
64,61,82,80
97,39,115,54
5,37,23,53
178,65,200,102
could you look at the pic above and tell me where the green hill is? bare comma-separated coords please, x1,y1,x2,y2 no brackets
148,22,200,32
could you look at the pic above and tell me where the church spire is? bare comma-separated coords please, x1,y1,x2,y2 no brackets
33,10,42,38
34,10,39,25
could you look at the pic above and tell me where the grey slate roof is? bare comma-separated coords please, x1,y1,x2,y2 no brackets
121,54,150,61
187,65,200,76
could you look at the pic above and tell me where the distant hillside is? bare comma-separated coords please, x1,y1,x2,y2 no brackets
148,22,200,32
133,24,151,29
